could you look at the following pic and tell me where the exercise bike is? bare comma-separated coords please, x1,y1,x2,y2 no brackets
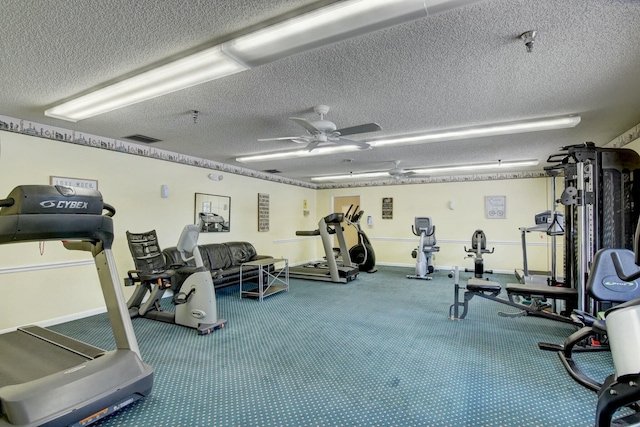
344,205,377,273
464,229,494,279
407,216,439,280
125,215,226,334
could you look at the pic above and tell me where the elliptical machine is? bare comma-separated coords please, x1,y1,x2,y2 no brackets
464,230,494,279
407,217,440,280
126,215,226,334
344,205,377,273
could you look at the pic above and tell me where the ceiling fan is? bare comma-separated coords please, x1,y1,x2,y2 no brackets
387,160,419,180
259,105,381,152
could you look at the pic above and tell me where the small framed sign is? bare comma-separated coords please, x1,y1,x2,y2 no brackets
258,193,270,232
50,176,98,190
485,195,506,219
382,197,393,219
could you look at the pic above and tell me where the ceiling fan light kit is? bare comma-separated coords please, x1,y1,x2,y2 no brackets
46,0,488,122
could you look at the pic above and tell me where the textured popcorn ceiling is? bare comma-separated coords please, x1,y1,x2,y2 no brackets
1,0,639,183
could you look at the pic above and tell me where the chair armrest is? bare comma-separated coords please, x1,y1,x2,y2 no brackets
124,269,142,286
175,266,197,275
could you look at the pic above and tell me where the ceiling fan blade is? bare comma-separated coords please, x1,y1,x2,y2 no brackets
335,122,381,136
337,137,371,150
305,141,321,152
257,136,302,141
290,117,321,134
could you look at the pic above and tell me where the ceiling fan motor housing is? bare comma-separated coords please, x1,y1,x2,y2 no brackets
311,120,337,133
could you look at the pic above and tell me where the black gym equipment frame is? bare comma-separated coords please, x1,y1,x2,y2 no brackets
451,143,640,325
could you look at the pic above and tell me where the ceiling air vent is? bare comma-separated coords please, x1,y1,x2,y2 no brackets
122,134,162,144
263,169,281,174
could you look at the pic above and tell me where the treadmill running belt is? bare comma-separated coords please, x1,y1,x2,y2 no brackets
0,330,91,386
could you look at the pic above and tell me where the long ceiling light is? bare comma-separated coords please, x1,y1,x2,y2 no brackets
371,115,581,147
236,145,357,163
45,46,248,122
235,115,580,163
47,0,487,122
221,0,429,67
310,159,540,182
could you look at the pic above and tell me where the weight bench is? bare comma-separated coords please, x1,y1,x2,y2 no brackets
450,276,579,325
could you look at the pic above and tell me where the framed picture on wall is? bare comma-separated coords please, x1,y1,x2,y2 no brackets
485,195,506,219
258,193,269,232
382,197,393,219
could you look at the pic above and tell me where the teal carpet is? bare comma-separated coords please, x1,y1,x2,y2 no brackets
50,266,613,426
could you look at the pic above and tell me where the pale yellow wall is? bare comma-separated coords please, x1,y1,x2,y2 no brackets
0,132,316,330
625,138,640,154
0,130,565,331
317,178,559,274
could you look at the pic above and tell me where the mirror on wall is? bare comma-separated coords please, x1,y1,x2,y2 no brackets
194,193,231,232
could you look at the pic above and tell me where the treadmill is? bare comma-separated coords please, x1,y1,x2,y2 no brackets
514,210,564,286
290,213,359,283
0,185,153,427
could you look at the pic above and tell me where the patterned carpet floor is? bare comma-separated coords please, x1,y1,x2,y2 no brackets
49,266,614,426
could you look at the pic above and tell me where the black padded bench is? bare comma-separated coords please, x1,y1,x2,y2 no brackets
450,277,579,325
467,278,501,294
505,283,578,300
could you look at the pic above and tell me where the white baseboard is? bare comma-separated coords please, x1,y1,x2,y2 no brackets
376,262,512,275
0,306,107,335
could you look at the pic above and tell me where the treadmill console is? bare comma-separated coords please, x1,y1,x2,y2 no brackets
324,212,344,224
0,185,104,216
0,185,114,246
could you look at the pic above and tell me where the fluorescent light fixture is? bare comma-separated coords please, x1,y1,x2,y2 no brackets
312,171,390,182
371,115,581,147
222,0,429,67
311,159,540,182
409,159,540,174
237,115,579,163
236,145,358,163
45,46,248,122
46,0,485,121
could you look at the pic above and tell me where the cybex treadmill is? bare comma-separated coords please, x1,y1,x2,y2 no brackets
0,185,153,427
290,213,359,283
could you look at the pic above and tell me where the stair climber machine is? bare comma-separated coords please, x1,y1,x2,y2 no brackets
0,185,153,427
290,212,359,283
407,217,439,280
125,215,226,334
343,205,377,273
